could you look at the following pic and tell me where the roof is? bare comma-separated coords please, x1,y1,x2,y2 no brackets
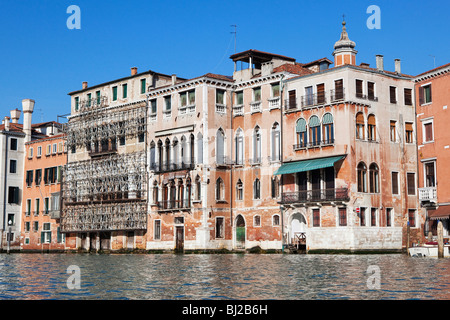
230,49,296,63
68,69,187,96
415,62,450,78
273,63,314,76
274,156,344,175
302,57,333,68
428,206,450,220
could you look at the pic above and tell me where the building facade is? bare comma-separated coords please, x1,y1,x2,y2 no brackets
415,63,450,238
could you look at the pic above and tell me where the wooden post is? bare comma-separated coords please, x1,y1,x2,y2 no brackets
437,220,444,258
407,221,410,252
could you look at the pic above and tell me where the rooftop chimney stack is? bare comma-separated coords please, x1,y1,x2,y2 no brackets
131,67,138,76
376,55,384,71
22,99,35,143
10,108,21,123
172,74,177,86
4,117,10,131
395,59,401,74
82,81,88,89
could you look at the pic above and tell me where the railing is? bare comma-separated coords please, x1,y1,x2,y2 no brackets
233,104,244,116
301,93,327,108
50,210,60,219
157,200,191,210
330,88,345,102
216,156,234,167
284,99,298,111
418,187,437,202
281,187,349,204
77,96,108,112
293,139,335,150
216,103,226,114
249,157,262,165
268,97,281,109
250,101,262,113
152,161,195,173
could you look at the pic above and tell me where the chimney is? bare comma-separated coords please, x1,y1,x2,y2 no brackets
395,59,401,74
82,81,88,89
376,55,384,71
131,67,138,76
10,108,21,123
261,61,274,76
22,99,35,143
172,74,177,86
4,117,10,131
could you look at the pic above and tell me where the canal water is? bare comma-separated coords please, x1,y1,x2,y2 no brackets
0,253,449,300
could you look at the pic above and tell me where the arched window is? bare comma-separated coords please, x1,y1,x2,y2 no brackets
164,138,171,171
253,126,261,164
322,113,334,144
185,177,192,207
357,162,367,193
236,179,243,200
271,122,281,161
356,112,365,140
152,181,158,204
157,140,163,171
253,178,261,200
180,135,186,166
216,128,225,165
369,163,379,193
177,179,184,208
189,134,195,164
195,175,201,200
216,177,224,201
254,215,261,227
367,114,376,141
295,118,307,148
172,138,179,167
235,129,243,165
309,115,321,146
273,214,280,226
150,141,156,170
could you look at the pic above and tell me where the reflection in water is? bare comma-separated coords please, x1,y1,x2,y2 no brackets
0,254,449,300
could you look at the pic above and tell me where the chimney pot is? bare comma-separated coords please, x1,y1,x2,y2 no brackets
131,67,138,76
82,81,88,89
172,74,177,86
376,55,384,71
395,59,401,74
10,108,21,123
4,117,10,131
22,99,35,143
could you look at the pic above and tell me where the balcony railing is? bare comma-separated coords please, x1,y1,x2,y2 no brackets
152,161,195,173
233,104,244,116
293,139,335,150
249,157,262,165
330,88,345,102
281,187,349,204
418,187,437,202
157,200,191,211
216,156,234,167
50,210,60,219
216,103,226,114
284,99,298,111
268,97,281,109
301,93,327,108
250,101,262,113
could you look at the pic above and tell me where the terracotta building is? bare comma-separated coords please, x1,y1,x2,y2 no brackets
414,63,450,239
20,132,75,251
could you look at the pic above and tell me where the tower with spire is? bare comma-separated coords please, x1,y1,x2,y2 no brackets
333,19,357,67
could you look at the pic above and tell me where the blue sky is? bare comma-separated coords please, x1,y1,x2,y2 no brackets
0,0,449,123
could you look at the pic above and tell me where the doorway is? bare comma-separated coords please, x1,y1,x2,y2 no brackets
175,226,184,252
235,215,246,249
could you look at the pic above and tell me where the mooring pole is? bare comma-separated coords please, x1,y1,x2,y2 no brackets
437,220,444,258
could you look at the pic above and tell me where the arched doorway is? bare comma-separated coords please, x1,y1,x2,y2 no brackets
290,213,307,250
235,215,246,249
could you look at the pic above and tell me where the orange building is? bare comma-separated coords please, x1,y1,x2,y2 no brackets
415,63,450,239
21,132,76,251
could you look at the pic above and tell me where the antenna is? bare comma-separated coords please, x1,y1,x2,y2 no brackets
429,55,436,68
230,24,237,53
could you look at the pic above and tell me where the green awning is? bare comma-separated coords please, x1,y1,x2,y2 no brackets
274,156,344,175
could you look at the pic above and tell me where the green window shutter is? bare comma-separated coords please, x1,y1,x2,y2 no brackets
57,227,62,243
41,232,45,243
296,118,307,133
49,230,52,243
309,115,320,127
323,113,333,124
141,79,146,94
123,84,127,98
113,87,118,101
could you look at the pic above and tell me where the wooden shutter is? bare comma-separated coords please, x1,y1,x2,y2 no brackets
407,173,415,195
367,82,375,100
356,79,363,97
288,90,296,109
419,86,424,105
317,83,325,103
392,172,399,194
390,86,396,103
425,123,433,141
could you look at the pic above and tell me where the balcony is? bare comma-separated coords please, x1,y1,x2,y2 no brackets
281,187,349,205
152,161,195,173
233,104,244,116
284,99,298,111
215,103,226,114
330,88,345,102
250,101,262,113
50,210,60,219
249,157,262,166
419,187,437,204
216,156,234,168
301,93,327,108
157,200,191,211
268,97,281,110
293,139,335,150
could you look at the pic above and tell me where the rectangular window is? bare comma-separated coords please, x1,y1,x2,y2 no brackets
154,220,161,240
9,160,17,174
10,138,17,151
423,121,433,142
37,146,42,157
425,161,436,187
390,121,396,142
140,78,146,94
253,87,261,102
407,173,415,195
216,89,225,104
26,170,33,187
356,79,364,98
112,86,118,101
367,81,375,100
404,88,412,106
35,169,42,185
405,122,414,143
26,199,31,216
42,223,51,244
74,97,79,111
408,209,416,228
317,83,325,104
164,96,171,111
51,192,60,212
35,198,40,215
8,186,19,204
419,84,432,105
392,172,399,195
34,221,39,232
216,217,224,238
236,91,244,105
371,208,377,227
44,197,50,215
334,79,344,100
29,147,33,158
313,209,320,227
180,91,187,107
271,83,280,97
288,90,296,109
7,213,15,226
25,221,30,232
254,215,261,227
360,207,366,226
87,93,92,107
150,99,157,114
389,86,397,104
52,143,57,154
96,90,101,105
339,208,347,226
122,84,128,99
46,144,51,155
386,208,392,227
